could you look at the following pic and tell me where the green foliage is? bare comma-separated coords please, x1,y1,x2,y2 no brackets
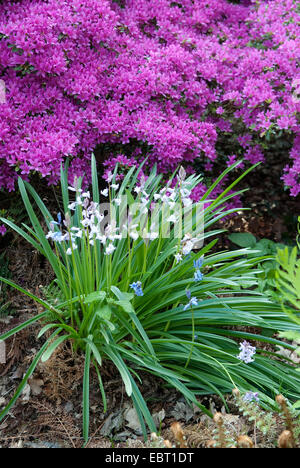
228,232,257,248
232,389,275,436
211,413,235,448
0,190,30,228
276,218,300,356
1,159,300,443
275,219,300,412
229,232,287,300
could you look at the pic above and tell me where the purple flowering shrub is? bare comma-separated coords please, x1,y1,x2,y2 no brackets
0,0,299,194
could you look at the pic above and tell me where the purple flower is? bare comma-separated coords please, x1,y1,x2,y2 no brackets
0,225,7,236
243,392,259,403
216,106,224,115
0,0,298,200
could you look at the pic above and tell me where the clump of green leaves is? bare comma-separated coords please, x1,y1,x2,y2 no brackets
1,158,300,444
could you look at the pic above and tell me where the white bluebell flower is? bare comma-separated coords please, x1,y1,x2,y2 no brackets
101,189,109,197
105,244,116,255
68,184,82,193
106,171,113,183
174,253,182,264
130,231,139,241
68,202,77,211
182,240,194,256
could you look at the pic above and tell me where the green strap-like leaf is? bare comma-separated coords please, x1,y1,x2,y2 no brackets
104,347,132,396
18,178,62,281
84,338,102,367
83,344,92,443
0,311,48,341
0,217,43,254
93,359,107,413
91,154,100,204
41,333,70,362
0,276,63,318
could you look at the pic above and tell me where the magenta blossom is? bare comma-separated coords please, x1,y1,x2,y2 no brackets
0,0,298,196
0,225,7,236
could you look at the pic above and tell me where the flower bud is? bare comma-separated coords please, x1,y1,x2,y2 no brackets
236,435,254,448
278,430,294,448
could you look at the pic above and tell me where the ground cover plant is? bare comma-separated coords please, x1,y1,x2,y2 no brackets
276,217,300,373
228,232,287,300
1,157,300,444
159,392,299,448
0,0,299,197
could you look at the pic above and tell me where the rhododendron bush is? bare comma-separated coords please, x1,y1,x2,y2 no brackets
0,0,299,194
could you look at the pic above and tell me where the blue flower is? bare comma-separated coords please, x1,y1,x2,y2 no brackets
237,341,256,364
52,231,64,242
184,296,198,310
130,281,144,296
194,270,203,282
193,256,204,282
193,257,204,269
